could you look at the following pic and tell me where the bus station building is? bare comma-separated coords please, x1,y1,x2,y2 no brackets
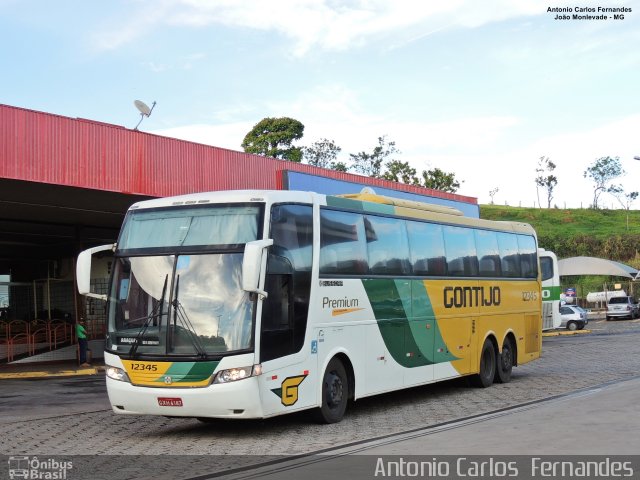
0,103,478,364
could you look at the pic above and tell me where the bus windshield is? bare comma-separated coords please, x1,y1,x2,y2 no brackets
106,203,262,357
118,204,261,252
108,254,254,357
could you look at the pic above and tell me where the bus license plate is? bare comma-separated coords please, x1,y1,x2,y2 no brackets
158,397,183,407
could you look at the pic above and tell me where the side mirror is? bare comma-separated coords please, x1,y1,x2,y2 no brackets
77,244,115,301
242,239,274,298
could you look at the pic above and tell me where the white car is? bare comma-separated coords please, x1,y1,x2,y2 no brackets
606,296,639,320
559,305,588,331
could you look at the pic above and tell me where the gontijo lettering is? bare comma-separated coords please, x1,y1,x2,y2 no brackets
444,286,501,308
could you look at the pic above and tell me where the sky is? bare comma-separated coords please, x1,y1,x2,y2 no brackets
1,0,639,208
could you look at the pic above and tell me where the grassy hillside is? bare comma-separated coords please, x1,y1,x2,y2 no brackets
480,205,640,237
480,205,640,269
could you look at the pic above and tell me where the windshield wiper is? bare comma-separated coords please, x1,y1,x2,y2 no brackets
171,274,208,359
129,274,168,358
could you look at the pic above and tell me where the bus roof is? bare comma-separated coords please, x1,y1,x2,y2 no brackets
126,189,536,237
328,192,536,236
337,192,465,216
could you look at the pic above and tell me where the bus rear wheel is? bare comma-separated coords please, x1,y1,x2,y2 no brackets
495,337,514,384
471,338,496,388
313,358,349,424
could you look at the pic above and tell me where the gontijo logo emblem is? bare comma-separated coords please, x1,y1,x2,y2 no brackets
271,374,307,406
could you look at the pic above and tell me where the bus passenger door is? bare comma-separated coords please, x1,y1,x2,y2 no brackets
258,204,316,416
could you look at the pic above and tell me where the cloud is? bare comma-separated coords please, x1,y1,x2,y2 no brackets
153,122,252,151
141,52,207,72
144,61,171,72
92,2,173,51
93,0,543,54
451,114,640,207
152,83,522,201
152,82,640,209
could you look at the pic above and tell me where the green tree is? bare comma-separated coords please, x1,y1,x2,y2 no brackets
420,167,462,193
381,160,419,185
331,161,348,172
489,187,499,205
535,156,558,208
302,138,342,169
583,156,624,209
349,136,399,178
241,117,304,162
609,185,639,231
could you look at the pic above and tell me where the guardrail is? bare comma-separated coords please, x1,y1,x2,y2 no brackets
0,319,74,362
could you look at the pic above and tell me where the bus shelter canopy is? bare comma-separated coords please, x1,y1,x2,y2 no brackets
558,256,639,279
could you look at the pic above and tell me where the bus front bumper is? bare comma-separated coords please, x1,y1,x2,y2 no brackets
106,376,264,419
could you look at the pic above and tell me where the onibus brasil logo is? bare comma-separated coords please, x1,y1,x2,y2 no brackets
8,456,73,479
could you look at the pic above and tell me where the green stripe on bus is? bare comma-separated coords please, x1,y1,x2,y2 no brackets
161,361,219,383
410,281,458,364
542,286,562,301
362,279,406,365
362,279,457,367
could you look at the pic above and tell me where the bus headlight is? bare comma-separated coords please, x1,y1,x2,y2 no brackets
213,364,261,384
106,366,131,383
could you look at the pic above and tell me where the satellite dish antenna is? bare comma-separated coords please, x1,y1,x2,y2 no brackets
133,100,156,130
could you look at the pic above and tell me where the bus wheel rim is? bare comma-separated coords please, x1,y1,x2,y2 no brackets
327,372,344,407
502,345,512,368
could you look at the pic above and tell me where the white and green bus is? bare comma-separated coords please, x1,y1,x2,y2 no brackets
539,249,561,330
77,189,542,423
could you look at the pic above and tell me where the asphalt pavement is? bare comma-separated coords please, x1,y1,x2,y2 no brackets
1,318,639,480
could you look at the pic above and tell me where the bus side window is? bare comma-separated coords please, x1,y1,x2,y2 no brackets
261,204,313,362
407,221,446,276
475,230,502,277
540,256,554,281
263,255,293,329
443,226,478,277
497,232,521,278
517,235,538,279
320,210,368,276
365,215,411,275
320,246,339,273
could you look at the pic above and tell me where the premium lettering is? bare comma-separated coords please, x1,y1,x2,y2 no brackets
322,297,359,309
444,286,501,308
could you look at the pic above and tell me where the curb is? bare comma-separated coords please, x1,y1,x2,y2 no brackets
543,329,591,337
0,366,104,380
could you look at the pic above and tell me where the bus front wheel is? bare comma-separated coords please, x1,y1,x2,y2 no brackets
314,358,349,424
471,338,496,388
